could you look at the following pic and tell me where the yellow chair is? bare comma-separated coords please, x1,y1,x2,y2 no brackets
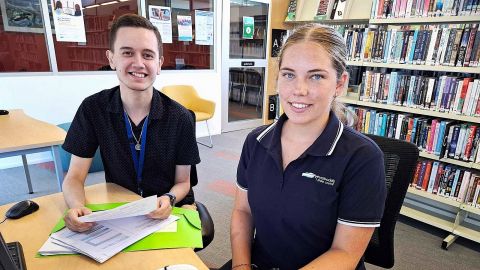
161,85,216,148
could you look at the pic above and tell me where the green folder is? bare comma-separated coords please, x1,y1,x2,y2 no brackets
48,202,203,253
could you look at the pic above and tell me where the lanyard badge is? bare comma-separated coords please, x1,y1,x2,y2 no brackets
123,112,149,195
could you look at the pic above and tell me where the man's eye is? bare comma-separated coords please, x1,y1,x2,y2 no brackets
144,54,154,59
122,51,132,56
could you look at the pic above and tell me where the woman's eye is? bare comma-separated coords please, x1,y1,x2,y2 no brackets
311,74,322,80
282,72,295,79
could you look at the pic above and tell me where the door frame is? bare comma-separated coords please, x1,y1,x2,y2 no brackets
221,0,271,132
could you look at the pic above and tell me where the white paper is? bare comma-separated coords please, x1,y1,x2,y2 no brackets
79,195,157,222
47,215,178,263
149,5,173,43
51,0,86,42
177,15,193,41
155,220,177,232
194,10,214,45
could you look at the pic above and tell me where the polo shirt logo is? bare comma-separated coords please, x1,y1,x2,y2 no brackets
302,172,336,186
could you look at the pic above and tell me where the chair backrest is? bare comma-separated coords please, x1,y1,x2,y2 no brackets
57,122,104,173
364,134,419,268
161,85,199,108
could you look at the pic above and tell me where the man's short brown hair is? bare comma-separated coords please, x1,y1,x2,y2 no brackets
109,14,163,57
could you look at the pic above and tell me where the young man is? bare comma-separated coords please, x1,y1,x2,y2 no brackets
62,14,200,232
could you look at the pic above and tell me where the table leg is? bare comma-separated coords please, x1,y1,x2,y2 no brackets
51,145,64,191
21,155,34,194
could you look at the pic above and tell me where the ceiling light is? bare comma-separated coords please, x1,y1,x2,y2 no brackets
101,1,118,6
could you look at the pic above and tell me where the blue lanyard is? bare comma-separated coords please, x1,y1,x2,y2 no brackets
123,112,149,195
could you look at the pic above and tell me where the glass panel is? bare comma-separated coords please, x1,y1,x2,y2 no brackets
146,0,214,70
229,0,268,59
0,0,51,72
50,0,138,71
228,67,264,122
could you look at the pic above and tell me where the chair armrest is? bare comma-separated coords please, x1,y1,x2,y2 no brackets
194,201,215,252
191,98,215,116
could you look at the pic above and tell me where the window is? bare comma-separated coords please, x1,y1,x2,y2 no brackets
0,0,51,72
146,0,214,70
50,0,139,71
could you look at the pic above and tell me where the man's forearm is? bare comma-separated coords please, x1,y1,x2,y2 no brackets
63,178,87,209
168,181,190,203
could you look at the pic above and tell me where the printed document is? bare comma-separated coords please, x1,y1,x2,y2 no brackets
79,195,157,222
43,215,178,263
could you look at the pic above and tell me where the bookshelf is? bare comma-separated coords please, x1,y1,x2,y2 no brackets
283,0,480,249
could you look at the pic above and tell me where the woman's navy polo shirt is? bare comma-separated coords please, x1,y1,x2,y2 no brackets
63,86,200,199
236,112,386,270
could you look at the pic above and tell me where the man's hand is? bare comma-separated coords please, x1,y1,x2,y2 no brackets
147,196,172,219
64,207,95,232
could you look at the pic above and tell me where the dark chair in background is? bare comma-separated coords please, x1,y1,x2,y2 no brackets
57,121,214,252
364,134,419,268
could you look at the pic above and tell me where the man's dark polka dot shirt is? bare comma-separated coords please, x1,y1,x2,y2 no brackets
63,86,200,198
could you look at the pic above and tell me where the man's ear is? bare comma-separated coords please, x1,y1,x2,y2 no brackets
157,56,164,75
335,71,349,97
106,50,115,70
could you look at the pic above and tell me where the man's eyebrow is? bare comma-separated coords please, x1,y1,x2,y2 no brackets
119,46,133,50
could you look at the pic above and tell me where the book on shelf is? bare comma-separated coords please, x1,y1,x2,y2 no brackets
372,0,480,18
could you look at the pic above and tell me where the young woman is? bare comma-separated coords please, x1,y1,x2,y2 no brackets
229,24,387,270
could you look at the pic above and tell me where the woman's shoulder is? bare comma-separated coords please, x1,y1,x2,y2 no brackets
340,126,383,157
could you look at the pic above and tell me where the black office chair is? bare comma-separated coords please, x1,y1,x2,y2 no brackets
363,134,419,268
187,109,215,251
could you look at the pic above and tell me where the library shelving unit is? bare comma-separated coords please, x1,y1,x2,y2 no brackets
284,1,480,249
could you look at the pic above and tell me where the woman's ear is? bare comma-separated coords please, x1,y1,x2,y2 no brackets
335,71,349,97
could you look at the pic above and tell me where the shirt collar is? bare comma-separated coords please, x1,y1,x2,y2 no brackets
106,86,164,120
257,111,344,157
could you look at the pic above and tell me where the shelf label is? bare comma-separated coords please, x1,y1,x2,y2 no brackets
241,61,254,66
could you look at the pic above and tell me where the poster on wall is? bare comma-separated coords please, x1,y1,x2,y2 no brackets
194,10,213,45
148,5,172,44
242,16,254,39
0,0,44,33
51,0,86,42
177,15,192,41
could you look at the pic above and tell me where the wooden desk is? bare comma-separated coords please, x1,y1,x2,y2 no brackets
0,183,209,270
0,109,66,193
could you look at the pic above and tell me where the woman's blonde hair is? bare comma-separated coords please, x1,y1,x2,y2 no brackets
277,23,356,126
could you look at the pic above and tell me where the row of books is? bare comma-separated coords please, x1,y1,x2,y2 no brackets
359,72,480,116
372,0,480,18
349,107,480,162
342,24,480,67
411,159,480,208
286,0,354,21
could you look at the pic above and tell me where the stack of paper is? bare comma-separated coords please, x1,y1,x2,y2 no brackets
39,196,179,263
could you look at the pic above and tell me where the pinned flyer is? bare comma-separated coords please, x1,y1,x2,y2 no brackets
177,15,193,41
242,16,254,39
51,0,86,42
78,195,157,222
149,5,173,43
194,10,214,45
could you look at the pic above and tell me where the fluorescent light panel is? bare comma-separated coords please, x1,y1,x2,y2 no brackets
101,1,118,5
